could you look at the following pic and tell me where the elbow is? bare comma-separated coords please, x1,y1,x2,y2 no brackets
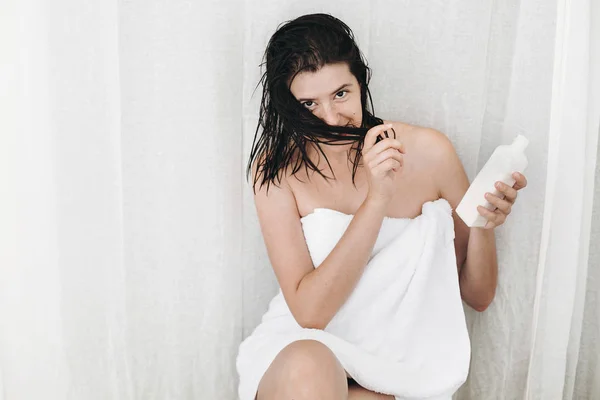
299,320,326,330
472,302,491,312
459,268,497,312
468,291,496,312
295,309,328,330
297,315,327,330
461,284,496,312
291,290,329,329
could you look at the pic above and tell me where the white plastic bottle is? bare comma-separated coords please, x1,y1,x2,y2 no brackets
456,135,529,228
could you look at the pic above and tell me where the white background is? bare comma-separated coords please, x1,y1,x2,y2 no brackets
1,0,599,399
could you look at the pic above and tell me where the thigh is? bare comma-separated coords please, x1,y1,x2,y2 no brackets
256,339,348,400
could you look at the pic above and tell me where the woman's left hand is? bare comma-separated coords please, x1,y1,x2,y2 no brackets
477,172,528,229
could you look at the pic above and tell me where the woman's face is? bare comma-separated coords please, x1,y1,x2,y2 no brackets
289,62,363,130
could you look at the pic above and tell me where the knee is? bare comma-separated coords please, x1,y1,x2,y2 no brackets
277,340,346,391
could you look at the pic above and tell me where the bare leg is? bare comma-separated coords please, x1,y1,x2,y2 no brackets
256,340,348,400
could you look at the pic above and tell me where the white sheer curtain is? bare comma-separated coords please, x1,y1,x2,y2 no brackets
1,1,598,400
523,0,600,398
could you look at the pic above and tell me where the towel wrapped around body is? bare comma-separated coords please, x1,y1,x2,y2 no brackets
237,198,471,400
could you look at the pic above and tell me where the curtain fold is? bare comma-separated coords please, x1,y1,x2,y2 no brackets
524,0,600,398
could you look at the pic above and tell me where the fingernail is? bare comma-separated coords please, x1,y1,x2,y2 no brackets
495,182,502,189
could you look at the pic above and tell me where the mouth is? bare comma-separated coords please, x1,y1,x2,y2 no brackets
340,121,358,135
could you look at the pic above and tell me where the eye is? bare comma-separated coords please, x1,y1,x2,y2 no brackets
302,100,315,109
335,90,347,99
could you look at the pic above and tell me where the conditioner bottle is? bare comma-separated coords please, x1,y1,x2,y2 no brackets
456,135,529,227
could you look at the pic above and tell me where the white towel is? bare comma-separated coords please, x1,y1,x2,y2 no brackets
237,198,470,400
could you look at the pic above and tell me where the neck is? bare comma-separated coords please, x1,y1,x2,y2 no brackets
308,141,361,171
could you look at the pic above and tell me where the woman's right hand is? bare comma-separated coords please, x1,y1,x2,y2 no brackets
361,123,405,205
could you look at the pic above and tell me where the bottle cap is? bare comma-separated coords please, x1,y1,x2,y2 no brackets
512,135,529,152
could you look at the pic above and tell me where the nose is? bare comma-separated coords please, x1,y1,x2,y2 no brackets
319,104,341,126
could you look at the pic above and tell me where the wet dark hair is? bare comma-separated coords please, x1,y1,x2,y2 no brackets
246,13,392,193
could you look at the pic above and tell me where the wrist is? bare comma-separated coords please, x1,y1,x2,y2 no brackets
363,195,390,215
470,226,493,234
468,226,496,244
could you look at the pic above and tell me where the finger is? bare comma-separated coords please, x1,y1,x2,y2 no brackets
363,140,404,164
485,192,512,215
494,181,518,203
364,123,393,151
373,158,401,175
383,127,397,140
369,150,404,171
369,148,404,169
484,214,505,229
363,124,394,153
477,206,499,229
512,172,528,190
375,131,391,144
367,138,405,159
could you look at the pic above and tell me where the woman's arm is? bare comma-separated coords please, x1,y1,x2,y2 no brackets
423,129,499,311
253,173,394,330
252,126,404,329
460,176,528,310
457,225,498,311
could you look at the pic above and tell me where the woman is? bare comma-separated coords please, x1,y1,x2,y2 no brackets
237,13,527,400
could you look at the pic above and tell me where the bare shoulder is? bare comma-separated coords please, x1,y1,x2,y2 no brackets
385,121,456,165
385,122,468,198
250,156,315,322
250,157,302,240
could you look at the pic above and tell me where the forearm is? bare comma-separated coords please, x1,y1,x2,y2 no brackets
459,227,498,311
296,197,387,329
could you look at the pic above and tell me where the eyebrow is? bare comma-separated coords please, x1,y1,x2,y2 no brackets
297,83,353,102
